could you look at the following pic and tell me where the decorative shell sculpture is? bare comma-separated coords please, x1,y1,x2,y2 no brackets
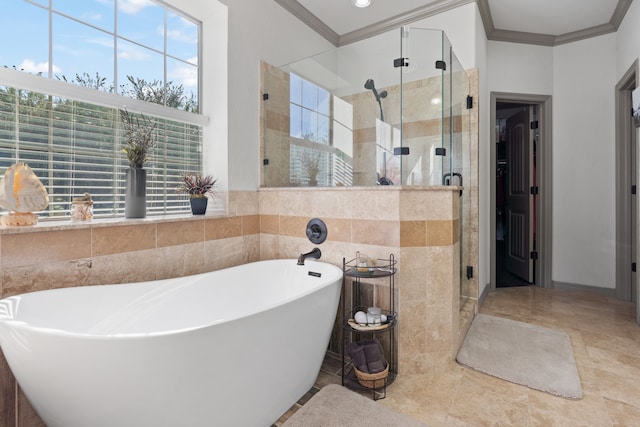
0,162,49,226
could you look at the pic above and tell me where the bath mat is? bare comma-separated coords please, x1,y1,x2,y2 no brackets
281,384,428,427
456,314,582,399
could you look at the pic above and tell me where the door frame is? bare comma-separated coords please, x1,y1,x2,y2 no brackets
490,92,553,291
614,59,638,305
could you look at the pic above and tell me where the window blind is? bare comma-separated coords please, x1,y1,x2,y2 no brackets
0,86,202,218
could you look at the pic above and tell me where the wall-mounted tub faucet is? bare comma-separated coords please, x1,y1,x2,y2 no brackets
297,248,321,265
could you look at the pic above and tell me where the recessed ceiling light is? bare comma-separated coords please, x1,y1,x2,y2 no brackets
353,0,371,8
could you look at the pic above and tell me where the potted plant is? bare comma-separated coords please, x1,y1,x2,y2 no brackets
177,173,217,215
120,108,157,218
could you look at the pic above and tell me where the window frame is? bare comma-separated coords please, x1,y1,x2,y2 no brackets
0,0,210,221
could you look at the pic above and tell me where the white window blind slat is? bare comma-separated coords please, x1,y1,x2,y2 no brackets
0,85,202,218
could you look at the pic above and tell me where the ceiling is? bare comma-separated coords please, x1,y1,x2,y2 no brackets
275,0,633,46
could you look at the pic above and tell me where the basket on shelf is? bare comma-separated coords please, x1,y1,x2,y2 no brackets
354,363,389,389
346,339,388,389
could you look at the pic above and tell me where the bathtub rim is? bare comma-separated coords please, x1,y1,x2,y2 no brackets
0,259,343,340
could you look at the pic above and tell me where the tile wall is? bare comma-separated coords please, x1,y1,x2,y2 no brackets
1,58,481,421
0,186,467,426
0,192,261,426
258,186,465,375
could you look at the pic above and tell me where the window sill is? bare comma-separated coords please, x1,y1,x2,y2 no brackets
0,212,228,235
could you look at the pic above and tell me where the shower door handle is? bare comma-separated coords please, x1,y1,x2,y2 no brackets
442,172,463,186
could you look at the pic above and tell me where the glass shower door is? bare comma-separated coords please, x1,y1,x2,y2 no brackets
448,37,472,307
398,27,447,186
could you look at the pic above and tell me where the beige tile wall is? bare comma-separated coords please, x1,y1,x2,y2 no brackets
0,191,261,426
1,58,480,423
0,184,470,425
257,186,463,378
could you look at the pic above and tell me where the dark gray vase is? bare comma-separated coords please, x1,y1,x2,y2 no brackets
190,197,208,215
125,168,146,218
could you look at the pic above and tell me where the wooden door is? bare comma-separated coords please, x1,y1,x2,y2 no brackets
505,108,534,283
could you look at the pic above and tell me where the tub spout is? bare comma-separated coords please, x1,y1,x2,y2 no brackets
297,248,321,265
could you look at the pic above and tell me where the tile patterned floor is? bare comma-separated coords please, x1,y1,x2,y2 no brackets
275,286,640,426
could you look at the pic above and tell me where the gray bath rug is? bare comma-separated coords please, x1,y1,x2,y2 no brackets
282,384,428,427
456,314,582,399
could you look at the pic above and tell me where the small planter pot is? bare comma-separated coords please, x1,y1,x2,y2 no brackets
190,197,208,215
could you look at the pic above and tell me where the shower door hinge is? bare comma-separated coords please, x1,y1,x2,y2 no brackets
394,57,409,68
466,95,473,109
633,262,637,272
435,60,446,70
530,120,539,130
632,185,637,195
530,251,538,260
530,186,539,195
393,147,410,155
435,147,446,156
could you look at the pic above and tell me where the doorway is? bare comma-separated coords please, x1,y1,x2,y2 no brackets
496,103,536,287
614,60,638,320
490,93,552,291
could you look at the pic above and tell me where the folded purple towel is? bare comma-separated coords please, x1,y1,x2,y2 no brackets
346,339,387,374
363,340,386,373
346,342,368,372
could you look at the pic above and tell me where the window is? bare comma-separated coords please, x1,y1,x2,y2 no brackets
290,74,329,143
288,74,353,187
2,0,200,112
0,0,205,219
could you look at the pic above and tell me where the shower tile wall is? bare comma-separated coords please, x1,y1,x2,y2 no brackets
343,77,447,187
261,62,292,187
258,186,463,377
262,62,456,188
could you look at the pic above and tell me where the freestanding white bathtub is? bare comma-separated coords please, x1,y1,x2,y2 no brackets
0,259,342,427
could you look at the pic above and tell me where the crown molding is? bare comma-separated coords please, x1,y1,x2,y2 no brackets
274,0,340,46
474,0,491,39
488,29,555,47
277,0,633,48
554,23,616,46
610,0,633,28
479,0,630,46
338,0,474,46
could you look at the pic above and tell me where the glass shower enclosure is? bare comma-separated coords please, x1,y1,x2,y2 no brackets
261,26,472,305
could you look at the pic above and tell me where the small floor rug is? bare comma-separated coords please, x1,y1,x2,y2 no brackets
456,314,583,399
282,384,428,427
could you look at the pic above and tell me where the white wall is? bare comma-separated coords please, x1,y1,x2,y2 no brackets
162,0,334,192
616,0,640,80
487,42,554,95
410,2,479,70
487,34,617,290
162,0,229,198
616,0,640,300
485,41,553,295
226,1,334,190
552,34,617,288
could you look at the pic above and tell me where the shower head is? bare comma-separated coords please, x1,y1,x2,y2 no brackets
364,78,385,101
364,78,385,121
